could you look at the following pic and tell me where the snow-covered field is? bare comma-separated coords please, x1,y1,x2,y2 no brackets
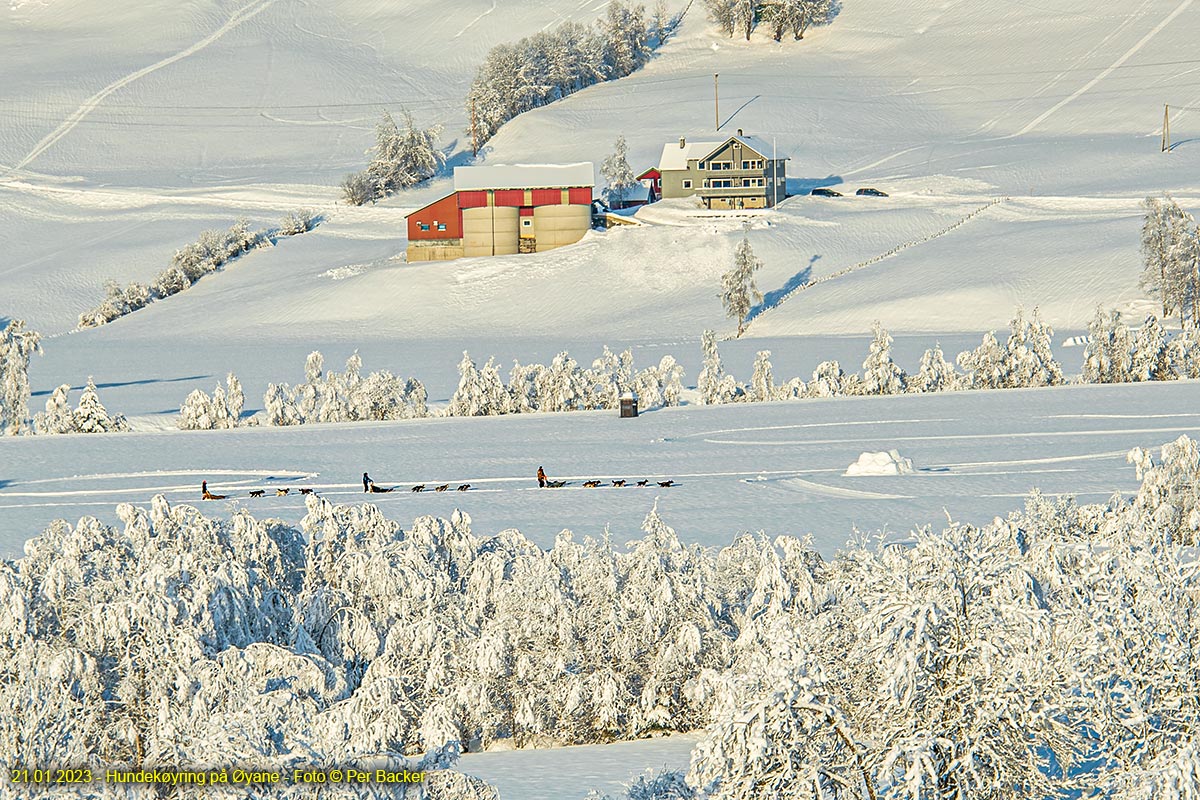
6,0,1200,796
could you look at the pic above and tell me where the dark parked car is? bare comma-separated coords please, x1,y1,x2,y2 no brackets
811,188,843,197
856,187,888,197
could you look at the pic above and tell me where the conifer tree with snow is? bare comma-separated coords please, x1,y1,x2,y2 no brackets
72,377,128,433
1082,307,1134,384
449,352,488,416
861,321,906,395
956,331,1006,390
1132,314,1175,381
1002,306,1063,388
178,373,245,430
601,136,639,207
0,319,41,436
721,238,764,338
913,343,958,393
698,331,738,405
806,360,848,398
749,350,776,402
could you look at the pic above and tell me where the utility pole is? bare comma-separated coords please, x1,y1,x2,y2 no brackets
1163,104,1171,153
714,73,720,132
772,136,778,207
470,97,479,158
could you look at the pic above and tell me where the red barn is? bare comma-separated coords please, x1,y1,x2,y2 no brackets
407,163,594,262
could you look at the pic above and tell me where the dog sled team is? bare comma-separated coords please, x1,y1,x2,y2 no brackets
202,480,316,500
538,466,674,489
201,466,673,501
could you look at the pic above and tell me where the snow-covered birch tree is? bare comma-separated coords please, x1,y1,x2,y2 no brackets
0,319,41,435
601,136,639,207
720,238,764,338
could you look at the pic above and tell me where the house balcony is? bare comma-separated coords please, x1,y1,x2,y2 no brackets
701,168,773,180
696,185,771,198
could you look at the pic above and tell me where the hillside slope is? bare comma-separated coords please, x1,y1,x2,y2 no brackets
3,0,1199,340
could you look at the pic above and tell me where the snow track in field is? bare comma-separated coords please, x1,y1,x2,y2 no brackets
1010,0,1194,138
12,0,278,172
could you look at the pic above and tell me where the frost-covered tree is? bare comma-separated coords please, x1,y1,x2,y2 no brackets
1171,326,1200,379
749,350,777,402
601,136,640,207
807,360,848,398
279,208,317,236
0,319,41,435
912,343,958,393
732,0,760,40
1132,314,1174,381
721,238,764,338
178,373,244,430
1141,195,1192,322
342,110,444,205
72,377,128,433
466,6,657,147
704,0,738,36
956,331,1006,390
761,0,835,40
689,647,867,799
602,1,650,78
698,331,739,405
861,321,906,395
1082,307,1133,384
449,352,486,417
1004,306,1063,388
32,385,74,435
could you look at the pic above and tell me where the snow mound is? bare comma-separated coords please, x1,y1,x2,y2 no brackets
845,450,915,477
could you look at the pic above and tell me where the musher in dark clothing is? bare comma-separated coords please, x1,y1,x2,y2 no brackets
537,466,547,488
363,472,371,493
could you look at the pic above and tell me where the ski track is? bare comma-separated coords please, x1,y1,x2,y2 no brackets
1010,0,1194,138
777,477,911,501
672,418,962,440
705,423,1200,447
12,0,278,172
453,0,497,39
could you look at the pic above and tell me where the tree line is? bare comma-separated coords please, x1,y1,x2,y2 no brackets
704,0,838,41
466,1,674,148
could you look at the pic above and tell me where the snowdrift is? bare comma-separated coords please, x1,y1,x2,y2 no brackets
845,449,915,477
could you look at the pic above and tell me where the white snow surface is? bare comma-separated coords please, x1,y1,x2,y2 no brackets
6,1,1200,795
845,448,915,476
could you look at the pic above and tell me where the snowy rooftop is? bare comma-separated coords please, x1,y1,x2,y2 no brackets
453,162,595,191
658,135,779,171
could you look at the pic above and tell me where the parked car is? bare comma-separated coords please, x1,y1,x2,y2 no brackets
811,188,843,197
856,187,888,197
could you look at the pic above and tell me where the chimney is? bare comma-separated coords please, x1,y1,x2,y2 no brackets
679,136,686,149
737,128,743,137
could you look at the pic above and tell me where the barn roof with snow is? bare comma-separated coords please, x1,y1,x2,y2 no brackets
453,163,595,191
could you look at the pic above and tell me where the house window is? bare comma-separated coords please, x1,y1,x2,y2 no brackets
741,159,763,170
522,219,532,227
682,179,692,189
436,223,447,231
710,161,732,171
711,179,733,188
418,223,430,231
698,162,706,170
